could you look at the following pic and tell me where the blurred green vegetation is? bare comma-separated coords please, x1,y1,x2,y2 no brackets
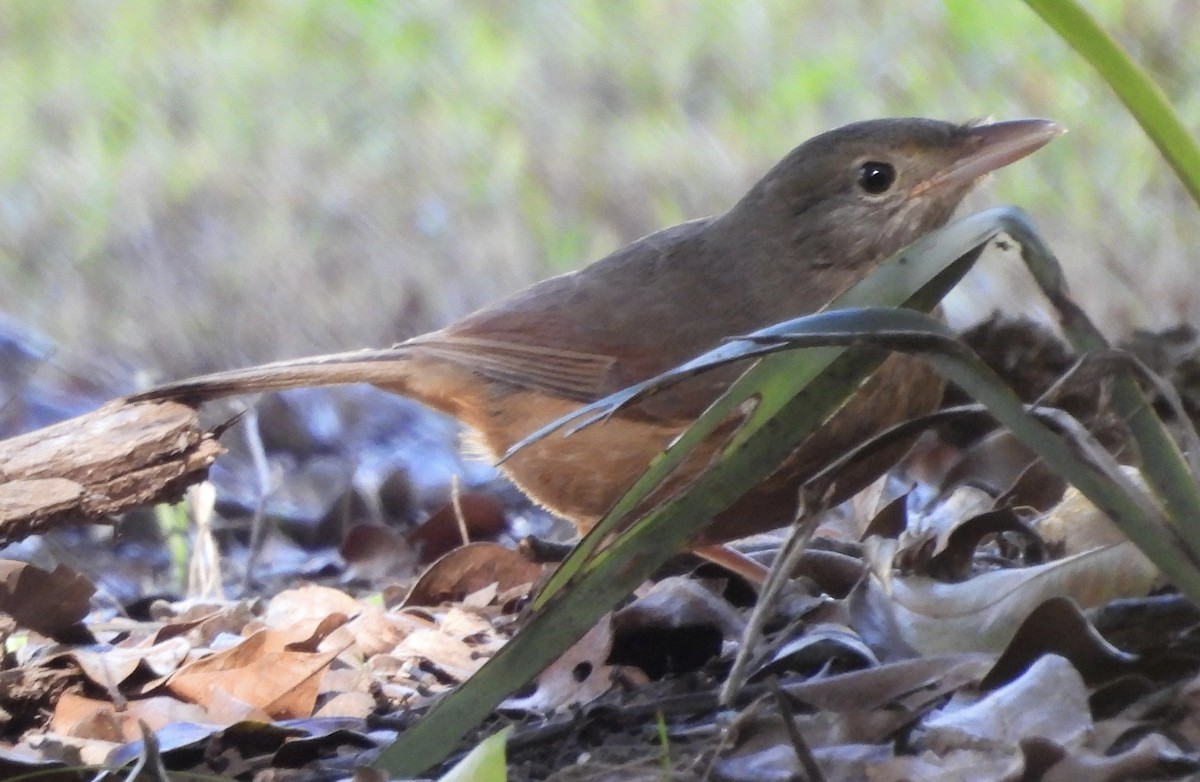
0,0,1197,378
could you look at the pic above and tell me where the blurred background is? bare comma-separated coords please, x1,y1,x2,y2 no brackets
2,0,1198,391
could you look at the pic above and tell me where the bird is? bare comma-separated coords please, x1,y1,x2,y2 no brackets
129,117,1063,579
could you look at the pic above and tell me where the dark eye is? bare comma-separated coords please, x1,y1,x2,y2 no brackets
857,161,896,194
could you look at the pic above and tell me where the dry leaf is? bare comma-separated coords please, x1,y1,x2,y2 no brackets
502,616,614,712
403,541,544,608
921,654,1090,753
0,561,93,639
862,542,1158,655
165,627,345,719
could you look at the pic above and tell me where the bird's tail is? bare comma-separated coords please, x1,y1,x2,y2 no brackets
126,346,416,405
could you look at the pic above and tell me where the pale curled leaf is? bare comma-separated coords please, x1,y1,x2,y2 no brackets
922,654,1091,752
866,542,1157,656
0,560,94,638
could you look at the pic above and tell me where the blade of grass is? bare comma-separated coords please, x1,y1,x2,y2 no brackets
741,306,1200,601
993,209,1200,567
1022,0,1200,208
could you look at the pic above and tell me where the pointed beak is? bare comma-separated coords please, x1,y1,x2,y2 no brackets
910,118,1065,196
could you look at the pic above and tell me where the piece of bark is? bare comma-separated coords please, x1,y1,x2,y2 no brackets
0,400,223,543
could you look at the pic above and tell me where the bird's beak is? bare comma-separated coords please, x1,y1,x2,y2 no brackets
910,118,1065,196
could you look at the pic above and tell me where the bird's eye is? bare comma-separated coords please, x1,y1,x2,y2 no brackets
857,161,896,194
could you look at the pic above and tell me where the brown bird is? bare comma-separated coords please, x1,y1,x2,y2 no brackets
130,117,1062,578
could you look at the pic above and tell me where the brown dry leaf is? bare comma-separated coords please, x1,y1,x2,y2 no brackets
164,625,346,719
1170,669,1200,746
439,605,497,639
865,749,1018,782
758,623,877,677
127,604,270,696
341,522,420,581
329,606,416,657
861,542,1158,655
121,695,211,733
996,459,1069,513
712,712,856,782
922,508,1043,582
148,600,257,646
804,745,912,782
25,729,122,768
314,690,376,719
938,429,1040,499
402,541,545,607
204,686,271,724
819,474,897,543
0,560,93,639
405,491,508,564
133,636,205,678
51,693,132,743
920,654,1090,753
897,485,995,569
391,630,482,683
982,597,1137,689
50,692,207,744
70,636,192,692
0,664,78,731
718,711,959,782
501,615,614,712
856,489,912,598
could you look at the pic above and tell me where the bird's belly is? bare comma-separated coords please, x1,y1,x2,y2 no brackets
469,390,689,527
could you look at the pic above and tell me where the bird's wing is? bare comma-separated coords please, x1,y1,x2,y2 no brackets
409,217,724,407
402,334,617,402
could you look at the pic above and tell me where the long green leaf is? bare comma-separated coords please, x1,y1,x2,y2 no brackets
1023,0,1200,209
988,209,1200,567
739,306,1200,602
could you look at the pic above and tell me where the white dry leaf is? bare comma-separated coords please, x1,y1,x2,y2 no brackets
920,654,1090,753
866,542,1157,655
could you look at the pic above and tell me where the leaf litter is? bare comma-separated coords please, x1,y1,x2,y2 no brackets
4,316,1200,779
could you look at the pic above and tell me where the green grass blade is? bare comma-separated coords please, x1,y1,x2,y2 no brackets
1022,0,1200,209
993,209,1200,565
748,307,1200,601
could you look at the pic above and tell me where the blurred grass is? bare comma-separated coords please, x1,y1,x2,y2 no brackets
0,0,1198,379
